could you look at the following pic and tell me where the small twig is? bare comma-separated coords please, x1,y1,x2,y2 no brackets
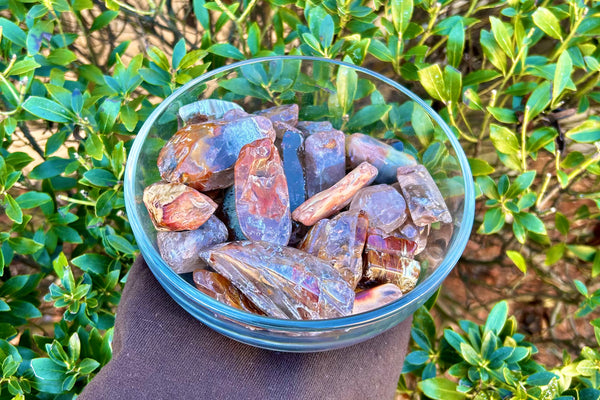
18,123,45,159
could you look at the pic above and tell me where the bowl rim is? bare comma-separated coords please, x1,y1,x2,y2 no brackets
124,55,475,330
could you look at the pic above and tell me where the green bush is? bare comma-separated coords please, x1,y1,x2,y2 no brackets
0,0,599,398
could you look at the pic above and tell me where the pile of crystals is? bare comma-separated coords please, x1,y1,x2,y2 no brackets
142,99,452,320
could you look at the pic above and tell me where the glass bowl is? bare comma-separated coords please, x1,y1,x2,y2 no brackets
124,55,475,352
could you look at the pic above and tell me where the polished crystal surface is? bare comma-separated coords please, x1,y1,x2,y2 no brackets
255,104,299,128
157,116,275,190
193,269,263,314
349,184,407,233
279,126,306,212
234,138,291,245
157,215,228,273
303,130,345,197
352,284,404,314
396,164,452,226
292,162,378,226
200,241,355,320
178,99,243,124
347,133,417,184
299,210,369,288
143,181,217,231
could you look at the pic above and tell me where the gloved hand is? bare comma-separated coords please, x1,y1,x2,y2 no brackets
79,256,412,400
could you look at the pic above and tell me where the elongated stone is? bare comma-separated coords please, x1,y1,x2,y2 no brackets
278,125,306,212
304,130,345,197
395,216,429,255
157,215,228,273
396,164,452,226
349,184,407,233
235,138,291,245
143,182,217,231
193,269,264,314
200,241,354,320
255,104,299,128
352,284,404,314
157,116,275,190
299,211,369,288
292,162,378,226
296,120,334,135
222,187,247,240
178,99,244,124
347,133,417,184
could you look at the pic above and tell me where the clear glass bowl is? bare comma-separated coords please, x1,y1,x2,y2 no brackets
124,56,475,352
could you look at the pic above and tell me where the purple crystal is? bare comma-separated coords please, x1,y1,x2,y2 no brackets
395,216,429,255
296,120,334,135
254,104,299,128
349,184,407,233
347,133,417,184
157,215,228,273
353,284,404,314
235,138,291,246
279,126,306,212
299,210,369,288
200,241,355,320
303,130,345,197
396,164,452,226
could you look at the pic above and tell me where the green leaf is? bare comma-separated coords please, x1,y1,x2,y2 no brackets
52,226,82,244
515,213,547,235
8,58,40,75
0,18,26,48
555,212,569,235
78,358,100,374
4,195,22,224
29,158,71,180
85,133,104,161
483,207,504,234
148,47,170,72
506,251,527,273
347,104,391,130
82,169,118,187
532,7,563,40
418,64,447,102
207,43,245,60
447,19,465,68
593,251,600,278
480,30,506,74
526,127,557,152
391,0,413,35
490,124,519,155
444,65,462,104
96,189,116,217
568,245,597,262
71,254,111,275
193,0,209,29
553,52,573,103
418,378,466,400
412,105,434,146
22,97,72,123
47,49,77,66
90,11,119,32
545,243,565,265
106,235,137,255
16,191,52,209
566,119,600,143
336,64,357,115
487,107,517,124
171,38,186,70
468,158,495,176
490,17,514,58
574,279,588,296
31,358,67,394
526,371,558,386
526,81,551,120
8,237,44,255
98,97,121,134
247,22,260,56
505,171,535,198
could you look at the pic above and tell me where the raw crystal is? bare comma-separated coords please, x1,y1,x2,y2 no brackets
420,222,454,269
193,269,264,314
363,228,421,292
222,187,247,240
200,241,355,320
352,284,404,314
396,164,452,226
157,116,275,190
222,108,250,121
395,216,429,255
255,104,299,128
143,182,217,231
347,133,417,184
178,99,244,124
296,120,334,135
157,215,228,273
349,184,407,233
303,130,346,197
292,162,378,226
299,211,369,288
279,125,306,212
235,138,291,246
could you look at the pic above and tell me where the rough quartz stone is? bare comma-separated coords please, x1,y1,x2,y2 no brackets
352,284,404,314
396,164,452,226
304,130,346,197
143,181,217,231
349,184,407,233
279,125,306,212
222,187,247,240
157,116,275,191
157,215,228,273
254,104,299,128
420,222,454,269
347,133,417,184
299,211,369,288
193,269,264,314
395,216,429,255
200,241,355,320
222,108,250,121
363,228,421,292
235,138,291,246
296,120,334,135
292,162,378,226
178,99,243,124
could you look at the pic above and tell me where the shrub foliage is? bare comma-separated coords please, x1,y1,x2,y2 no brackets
0,0,599,398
